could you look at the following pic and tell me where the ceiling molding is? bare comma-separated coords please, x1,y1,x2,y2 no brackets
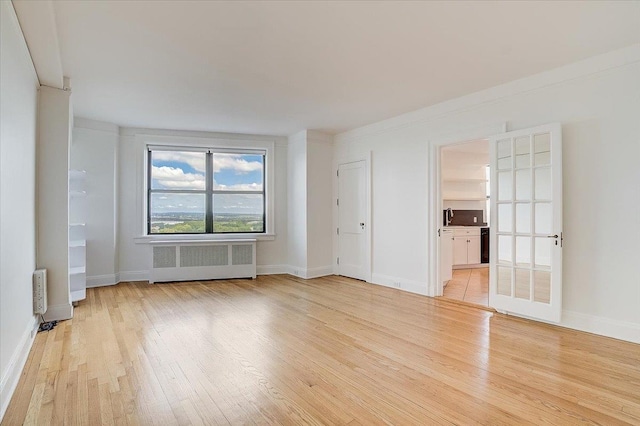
335,44,640,144
12,0,64,88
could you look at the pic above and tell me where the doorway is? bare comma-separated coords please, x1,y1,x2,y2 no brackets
336,158,371,282
438,139,491,307
431,123,563,323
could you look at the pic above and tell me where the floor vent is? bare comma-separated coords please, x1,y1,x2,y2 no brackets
150,240,256,283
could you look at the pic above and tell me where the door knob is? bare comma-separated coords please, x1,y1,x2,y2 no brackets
360,222,365,227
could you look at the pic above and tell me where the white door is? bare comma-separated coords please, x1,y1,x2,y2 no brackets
489,123,563,322
338,160,367,280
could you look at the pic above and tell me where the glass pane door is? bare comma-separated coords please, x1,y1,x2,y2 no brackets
489,124,562,322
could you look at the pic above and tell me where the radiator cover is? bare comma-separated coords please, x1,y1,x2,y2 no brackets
149,239,256,283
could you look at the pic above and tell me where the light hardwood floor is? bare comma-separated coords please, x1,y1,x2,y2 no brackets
3,275,640,425
442,267,489,306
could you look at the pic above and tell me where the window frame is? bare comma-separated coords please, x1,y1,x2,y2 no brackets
140,135,275,240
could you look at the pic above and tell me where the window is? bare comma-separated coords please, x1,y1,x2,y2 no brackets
148,147,265,234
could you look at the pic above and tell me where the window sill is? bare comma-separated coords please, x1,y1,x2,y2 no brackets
134,233,275,244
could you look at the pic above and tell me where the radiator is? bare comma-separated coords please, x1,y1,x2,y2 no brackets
149,239,256,283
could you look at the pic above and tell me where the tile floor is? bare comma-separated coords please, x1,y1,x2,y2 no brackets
442,267,489,306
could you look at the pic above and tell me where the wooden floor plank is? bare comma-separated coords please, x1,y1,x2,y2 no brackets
3,274,639,425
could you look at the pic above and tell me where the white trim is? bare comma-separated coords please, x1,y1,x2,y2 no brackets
86,274,118,288
506,310,640,345
336,45,640,144
559,311,640,344
134,233,275,244
427,123,506,298
256,264,290,275
371,273,427,296
0,316,39,422
117,271,149,282
90,265,318,285
288,265,334,280
333,152,372,283
73,117,119,133
43,303,73,322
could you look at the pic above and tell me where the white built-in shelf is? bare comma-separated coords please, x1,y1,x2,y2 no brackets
69,169,87,302
69,266,86,275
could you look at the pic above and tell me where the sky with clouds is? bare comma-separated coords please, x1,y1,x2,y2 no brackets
150,151,264,215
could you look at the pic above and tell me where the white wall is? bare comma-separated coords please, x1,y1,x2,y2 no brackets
287,131,307,273
334,46,640,342
0,1,39,418
441,148,489,219
117,127,289,280
306,132,333,271
36,85,73,321
287,130,334,277
70,119,119,286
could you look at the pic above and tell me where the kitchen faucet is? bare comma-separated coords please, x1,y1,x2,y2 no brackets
446,208,454,226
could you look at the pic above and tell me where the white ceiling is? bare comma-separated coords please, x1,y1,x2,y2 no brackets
46,1,640,135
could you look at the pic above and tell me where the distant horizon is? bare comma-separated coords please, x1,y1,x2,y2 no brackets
151,212,263,217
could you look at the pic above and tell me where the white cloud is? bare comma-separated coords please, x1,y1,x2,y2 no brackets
213,182,262,191
213,154,262,174
152,166,205,190
153,151,206,172
152,151,262,176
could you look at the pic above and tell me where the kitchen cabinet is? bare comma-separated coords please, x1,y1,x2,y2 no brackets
451,227,482,266
440,230,454,283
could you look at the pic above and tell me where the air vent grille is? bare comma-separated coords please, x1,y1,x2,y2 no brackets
180,245,228,267
153,246,176,268
232,245,253,265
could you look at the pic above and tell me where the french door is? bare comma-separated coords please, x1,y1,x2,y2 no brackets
489,124,563,322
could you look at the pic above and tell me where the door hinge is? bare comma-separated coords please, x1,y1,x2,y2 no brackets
337,170,339,177
337,257,340,265
438,229,441,237
337,227,339,235
560,232,564,248
337,198,339,206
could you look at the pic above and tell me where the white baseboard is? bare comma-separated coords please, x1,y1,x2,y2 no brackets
44,303,73,322
117,271,148,282
86,274,118,288
0,316,39,422
305,266,333,279
256,264,289,275
371,273,427,296
287,265,333,279
560,310,640,344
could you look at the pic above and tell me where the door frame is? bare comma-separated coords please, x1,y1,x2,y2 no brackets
427,123,506,297
333,152,372,282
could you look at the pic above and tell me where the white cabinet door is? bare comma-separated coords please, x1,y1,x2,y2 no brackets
490,123,563,323
467,236,481,264
440,230,454,282
452,236,468,265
